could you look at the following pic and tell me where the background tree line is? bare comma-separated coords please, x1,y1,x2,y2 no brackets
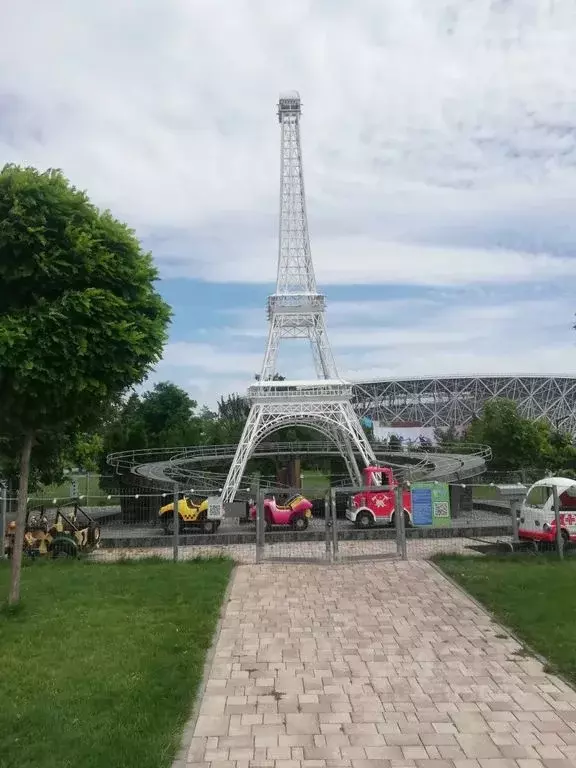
4,384,576,494
0,379,339,491
97,379,340,488
434,398,576,476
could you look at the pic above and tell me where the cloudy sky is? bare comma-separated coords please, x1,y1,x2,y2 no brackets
2,0,576,407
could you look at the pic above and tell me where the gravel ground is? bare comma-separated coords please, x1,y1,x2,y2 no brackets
90,535,507,563
97,506,510,540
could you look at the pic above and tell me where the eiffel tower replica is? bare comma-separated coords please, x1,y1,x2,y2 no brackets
221,91,377,502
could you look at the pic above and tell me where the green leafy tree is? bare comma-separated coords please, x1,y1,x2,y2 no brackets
140,382,202,446
537,427,576,473
433,425,460,447
0,430,70,491
101,382,203,483
217,393,251,424
0,165,170,604
214,393,251,443
65,432,105,473
1,425,109,493
465,399,551,470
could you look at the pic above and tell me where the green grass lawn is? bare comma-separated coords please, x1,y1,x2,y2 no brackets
471,484,500,500
35,473,113,504
301,470,330,492
436,555,576,684
0,558,234,768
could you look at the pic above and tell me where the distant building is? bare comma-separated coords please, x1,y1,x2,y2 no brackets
352,375,576,435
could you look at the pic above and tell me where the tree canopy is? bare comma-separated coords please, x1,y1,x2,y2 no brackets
0,164,171,603
0,165,171,438
464,399,576,473
100,380,328,484
101,382,204,478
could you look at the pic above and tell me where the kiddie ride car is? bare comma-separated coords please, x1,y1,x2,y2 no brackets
159,494,221,535
519,476,576,546
4,504,101,559
346,465,412,529
249,494,313,531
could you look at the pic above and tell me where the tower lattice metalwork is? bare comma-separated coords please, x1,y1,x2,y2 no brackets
220,91,377,502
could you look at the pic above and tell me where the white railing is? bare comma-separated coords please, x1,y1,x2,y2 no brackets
107,441,491,490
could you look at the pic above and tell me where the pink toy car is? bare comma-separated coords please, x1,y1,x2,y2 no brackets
249,494,313,531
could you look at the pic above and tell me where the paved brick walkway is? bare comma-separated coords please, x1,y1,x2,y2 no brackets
175,561,576,768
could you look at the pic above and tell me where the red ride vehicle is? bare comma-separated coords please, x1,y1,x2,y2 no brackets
346,466,412,529
249,494,313,531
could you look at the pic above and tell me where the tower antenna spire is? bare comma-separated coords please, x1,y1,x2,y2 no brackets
261,90,336,381
220,91,378,502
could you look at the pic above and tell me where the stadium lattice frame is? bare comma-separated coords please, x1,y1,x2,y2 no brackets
352,375,576,434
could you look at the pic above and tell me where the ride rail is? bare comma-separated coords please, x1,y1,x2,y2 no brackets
107,441,491,494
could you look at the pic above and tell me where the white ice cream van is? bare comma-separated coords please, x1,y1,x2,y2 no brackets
519,476,576,544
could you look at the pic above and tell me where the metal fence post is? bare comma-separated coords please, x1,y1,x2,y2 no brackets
552,484,564,560
510,498,520,543
173,483,180,563
324,493,332,562
255,489,264,563
331,488,338,560
0,482,6,560
395,485,407,560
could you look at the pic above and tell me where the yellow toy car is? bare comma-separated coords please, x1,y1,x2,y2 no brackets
159,495,221,535
4,505,100,559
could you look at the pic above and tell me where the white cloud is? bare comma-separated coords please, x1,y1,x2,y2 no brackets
175,238,576,286
343,345,576,382
336,296,576,381
3,0,576,403
153,295,576,407
161,342,263,376
2,0,576,287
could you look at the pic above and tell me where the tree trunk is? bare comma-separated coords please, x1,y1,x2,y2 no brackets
8,431,34,606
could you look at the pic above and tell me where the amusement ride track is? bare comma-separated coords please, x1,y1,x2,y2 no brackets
107,440,491,493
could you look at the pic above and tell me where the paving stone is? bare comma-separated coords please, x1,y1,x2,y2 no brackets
385,734,423,747
456,735,503,759
279,736,316,748
287,714,321,735
267,747,293,760
401,747,429,760
173,561,576,768
220,736,255,749
414,761,453,768
365,747,404,760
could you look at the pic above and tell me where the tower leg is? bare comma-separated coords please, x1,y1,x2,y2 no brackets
309,316,337,380
338,403,380,482
260,317,282,381
221,406,263,502
327,427,362,485
221,401,380,502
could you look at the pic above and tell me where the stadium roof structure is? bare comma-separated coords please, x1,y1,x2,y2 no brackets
351,375,576,434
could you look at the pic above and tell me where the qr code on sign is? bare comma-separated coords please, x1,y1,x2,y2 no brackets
434,501,449,518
